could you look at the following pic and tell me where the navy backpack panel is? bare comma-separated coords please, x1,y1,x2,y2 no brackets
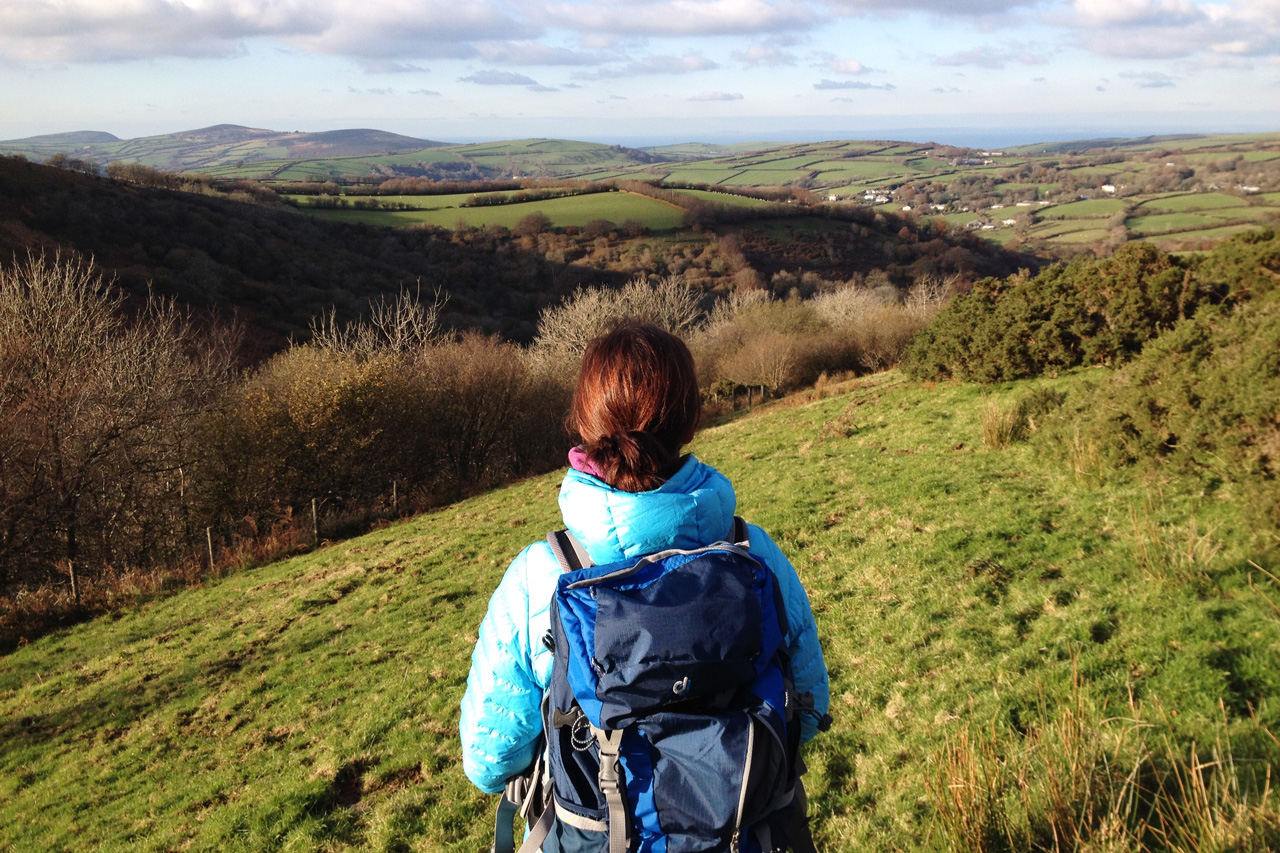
542,531,801,853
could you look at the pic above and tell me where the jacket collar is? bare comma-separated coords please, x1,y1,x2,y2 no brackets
557,454,737,566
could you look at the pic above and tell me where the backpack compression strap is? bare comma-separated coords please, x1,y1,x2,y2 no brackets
549,518,749,572
547,529,593,571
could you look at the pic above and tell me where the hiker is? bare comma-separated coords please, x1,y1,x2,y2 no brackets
460,321,830,851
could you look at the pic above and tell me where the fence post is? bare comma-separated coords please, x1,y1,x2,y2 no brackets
312,498,320,546
68,560,81,607
206,527,215,572
392,480,398,516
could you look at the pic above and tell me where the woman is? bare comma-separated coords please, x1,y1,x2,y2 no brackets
460,322,830,802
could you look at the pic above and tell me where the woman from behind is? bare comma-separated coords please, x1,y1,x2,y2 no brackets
460,321,830,850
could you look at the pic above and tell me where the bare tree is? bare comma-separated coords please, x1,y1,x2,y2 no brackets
0,253,236,586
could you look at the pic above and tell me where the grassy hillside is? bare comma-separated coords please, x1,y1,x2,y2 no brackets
295,189,686,231
3,370,1276,851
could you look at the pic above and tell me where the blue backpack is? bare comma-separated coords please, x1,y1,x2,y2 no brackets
492,518,826,853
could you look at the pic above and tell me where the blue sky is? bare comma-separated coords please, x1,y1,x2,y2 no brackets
1,0,1278,147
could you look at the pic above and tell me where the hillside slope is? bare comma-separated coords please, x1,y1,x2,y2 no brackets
2,371,1275,851
0,156,597,345
0,125,447,173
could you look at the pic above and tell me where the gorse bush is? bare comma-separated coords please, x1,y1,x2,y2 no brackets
908,230,1280,536
1057,237,1280,530
906,241,1215,382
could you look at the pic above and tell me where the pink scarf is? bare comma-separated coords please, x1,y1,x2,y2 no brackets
568,446,604,478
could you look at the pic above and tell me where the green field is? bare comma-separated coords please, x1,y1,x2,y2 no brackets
285,192,483,210
1149,223,1266,244
809,160,911,180
295,190,684,231
1138,192,1249,212
3,369,1275,850
721,170,806,187
1038,198,1127,219
673,189,777,209
660,167,746,184
1127,212,1224,234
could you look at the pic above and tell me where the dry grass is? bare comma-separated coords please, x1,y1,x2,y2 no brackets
980,398,1030,450
925,675,1280,853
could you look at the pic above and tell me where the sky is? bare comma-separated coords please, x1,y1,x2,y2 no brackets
1,0,1278,148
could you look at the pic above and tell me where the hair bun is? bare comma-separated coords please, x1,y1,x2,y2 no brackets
587,430,670,488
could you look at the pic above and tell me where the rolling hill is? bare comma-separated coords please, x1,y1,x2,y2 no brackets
0,125,449,174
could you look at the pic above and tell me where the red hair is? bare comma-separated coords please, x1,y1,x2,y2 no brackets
569,323,701,492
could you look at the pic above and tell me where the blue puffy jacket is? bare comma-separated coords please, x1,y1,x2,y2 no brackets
459,455,830,794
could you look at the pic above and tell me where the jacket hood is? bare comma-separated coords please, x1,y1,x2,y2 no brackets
558,454,737,565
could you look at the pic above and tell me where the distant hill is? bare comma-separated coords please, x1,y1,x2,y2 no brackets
5,130,121,145
0,124,449,174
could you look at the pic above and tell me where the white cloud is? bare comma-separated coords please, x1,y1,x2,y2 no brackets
1120,70,1178,86
827,58,868,73
1059,0,1280,60
825,0,1040,17
290,1,532,59
459,69,539,84
688,91,745,99
359,60,428,73
813,78,894,89
735,44,797,65
539,0,815,37
933,44,1049,69
476,40,610,65
0,0,530,63
1070,0,1202,27
585,52,720,77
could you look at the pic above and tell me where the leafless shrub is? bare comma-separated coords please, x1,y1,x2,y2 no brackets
309,287,444,360
905,272,960,320
0,252,237,588
532,275,703,363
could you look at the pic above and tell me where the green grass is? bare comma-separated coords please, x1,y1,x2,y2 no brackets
295,190,684,231
661,167,746,184
1149,223,1269,244
1038,198,1127,219
808,160,911,180
720,170,809,187
1127,212,1223,234
1048,227,1111,244
672,189,777,209
1138,192,1249,212
4,370,1275,850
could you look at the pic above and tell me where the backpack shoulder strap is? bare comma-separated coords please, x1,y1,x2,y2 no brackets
731,516,750,548
547,529,593,571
